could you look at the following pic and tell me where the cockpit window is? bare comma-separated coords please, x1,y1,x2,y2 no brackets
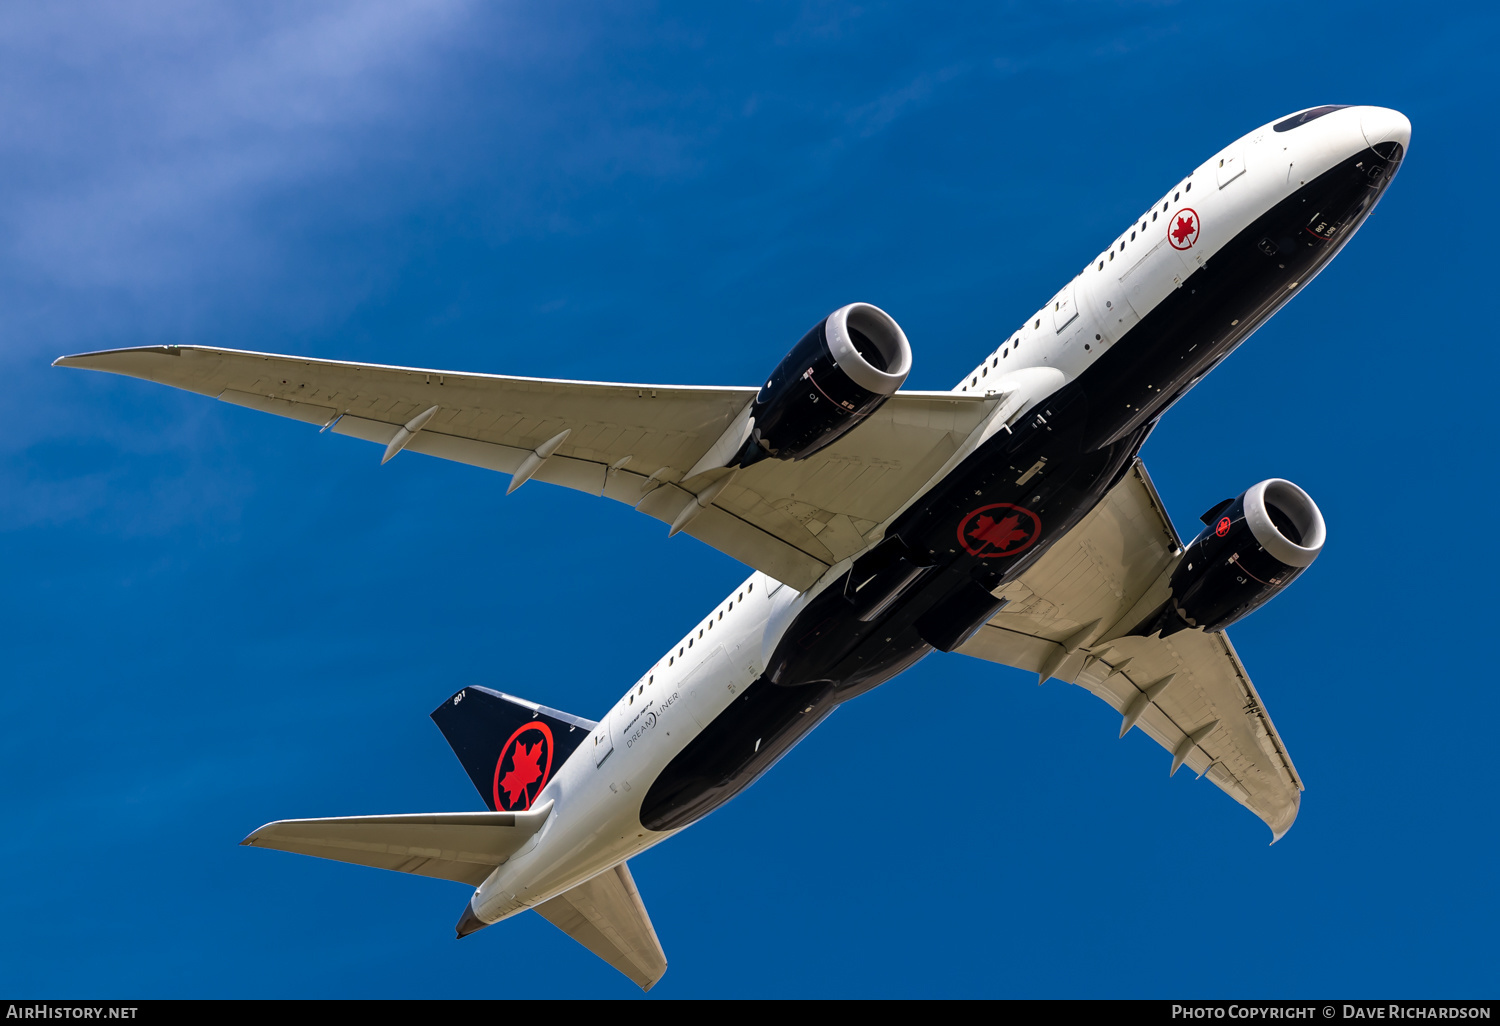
1274,105,1351,133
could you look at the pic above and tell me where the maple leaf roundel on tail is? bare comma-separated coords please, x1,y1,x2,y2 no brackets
492,721,555,811
958,502,1042,558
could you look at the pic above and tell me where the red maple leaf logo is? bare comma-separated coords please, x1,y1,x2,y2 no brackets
498,741,545,808
1171,213,1196,245
969,513,1030,553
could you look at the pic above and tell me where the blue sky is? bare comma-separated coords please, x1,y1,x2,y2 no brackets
3,0,1496,999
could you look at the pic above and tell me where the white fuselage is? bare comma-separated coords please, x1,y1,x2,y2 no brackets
469,104,1408,926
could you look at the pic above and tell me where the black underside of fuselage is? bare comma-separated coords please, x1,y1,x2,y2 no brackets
639,141,1403,833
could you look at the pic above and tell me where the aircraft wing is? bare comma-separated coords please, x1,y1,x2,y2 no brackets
55,345,992,591
955,459,1305,840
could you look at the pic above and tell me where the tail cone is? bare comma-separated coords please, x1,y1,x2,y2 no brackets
455,901,489,939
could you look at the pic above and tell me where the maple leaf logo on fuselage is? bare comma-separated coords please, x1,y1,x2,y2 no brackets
498,740,545,808
969,513,1030,553
957,503,1042,559
1171,213,1197,245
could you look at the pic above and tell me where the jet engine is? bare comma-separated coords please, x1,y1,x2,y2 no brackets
732,303,911,467
1138,479,1326,635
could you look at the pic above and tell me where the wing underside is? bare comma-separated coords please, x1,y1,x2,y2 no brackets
957,459,1304,839
56,345,993,590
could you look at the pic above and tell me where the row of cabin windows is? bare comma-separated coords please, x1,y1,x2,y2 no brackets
964,333,1027,391
963,181,1198,392
661,581,755,669
1095,183,1191,271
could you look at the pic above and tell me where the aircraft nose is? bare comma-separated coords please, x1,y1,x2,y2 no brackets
1360,106,1411,151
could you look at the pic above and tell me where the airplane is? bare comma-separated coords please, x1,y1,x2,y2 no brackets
55,104,1410,991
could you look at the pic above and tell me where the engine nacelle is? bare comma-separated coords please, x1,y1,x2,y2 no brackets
734,303,911,466
1140,479,1326,635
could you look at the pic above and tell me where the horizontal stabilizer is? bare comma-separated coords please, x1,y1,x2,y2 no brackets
241,802,552,887
535,862,667,991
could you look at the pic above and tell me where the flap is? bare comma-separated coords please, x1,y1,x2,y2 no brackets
240,802,553,887
956,459,1304,840
534,861,667,991
56,345,995,591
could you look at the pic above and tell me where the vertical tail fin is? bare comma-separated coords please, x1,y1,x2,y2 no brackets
430,687,595,812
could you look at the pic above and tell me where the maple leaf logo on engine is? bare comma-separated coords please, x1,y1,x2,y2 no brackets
957,503,1041,558
492,721,555,811
1169,208,1200,250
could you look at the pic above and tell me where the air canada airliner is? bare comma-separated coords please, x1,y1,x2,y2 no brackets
57,104,1410,990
